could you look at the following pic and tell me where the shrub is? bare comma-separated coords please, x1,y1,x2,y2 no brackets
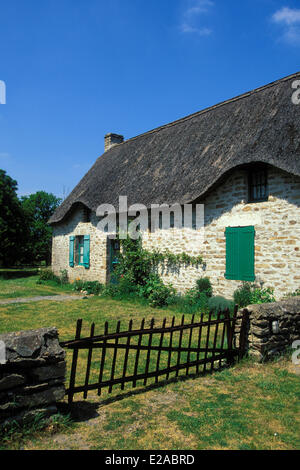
284,288,300,298
137,273,176,308
115,237,153,287
233,282,276,308
208,296,235,314
195,277,213,298
148,283,176,308
72,280,103,295
38,268,57,281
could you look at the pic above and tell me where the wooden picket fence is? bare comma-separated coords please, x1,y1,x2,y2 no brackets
61,306,248,404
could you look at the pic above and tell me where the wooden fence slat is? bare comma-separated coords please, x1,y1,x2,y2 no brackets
109,321,121,393
186,314,195,376
144,319,155,386
203,312,212,374
155,318,166,384
68,319,82,405
176,315,185,378
121,319,133,391
210,312,220,372
196,313,204,374
83,322,95,399
97,321,108,396
166,317,175,381
133,318,145,388
219,314,227,368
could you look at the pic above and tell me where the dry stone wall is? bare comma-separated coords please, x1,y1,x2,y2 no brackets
234,297,300,362
0,327,66,428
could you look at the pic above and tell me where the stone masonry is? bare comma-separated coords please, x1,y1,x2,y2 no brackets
234,297,300,363
0,328,66,428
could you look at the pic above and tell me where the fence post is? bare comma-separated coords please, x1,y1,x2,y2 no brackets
239,309,249,359
68,319,82,405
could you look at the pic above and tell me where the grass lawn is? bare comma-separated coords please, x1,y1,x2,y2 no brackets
0,274,73,299
0,276,299,450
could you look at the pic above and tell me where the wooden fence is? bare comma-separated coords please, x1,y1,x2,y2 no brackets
61,306,248,404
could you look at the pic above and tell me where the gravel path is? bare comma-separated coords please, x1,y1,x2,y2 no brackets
0,294,86,305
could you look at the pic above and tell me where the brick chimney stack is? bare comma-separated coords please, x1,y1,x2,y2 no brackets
104,133,124,152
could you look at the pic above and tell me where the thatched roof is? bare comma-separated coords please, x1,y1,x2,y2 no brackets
49,72,300,225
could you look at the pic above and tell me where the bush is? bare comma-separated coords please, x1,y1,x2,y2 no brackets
115,237,153,287
72,280,103,295
148,283,176,308
208,296,235,314
284,288,300,298
233,282,276,308
137,273,176,308
38,268,57,281
195,277,213,298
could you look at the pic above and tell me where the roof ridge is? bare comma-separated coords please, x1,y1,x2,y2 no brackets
112,71,300,147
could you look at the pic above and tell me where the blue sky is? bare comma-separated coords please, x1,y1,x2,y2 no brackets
0,0,299,198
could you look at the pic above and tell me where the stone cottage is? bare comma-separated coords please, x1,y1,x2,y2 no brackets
49,72,300,299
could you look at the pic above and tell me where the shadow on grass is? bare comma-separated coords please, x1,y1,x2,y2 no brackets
0,269,39,280
60,366,231,423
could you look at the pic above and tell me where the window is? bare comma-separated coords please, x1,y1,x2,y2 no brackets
248,168,268,202
83,207,91,223
225,226,255,281
75,236,84,266
69,235,90,269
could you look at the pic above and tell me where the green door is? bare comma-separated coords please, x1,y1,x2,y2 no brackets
109,239,121,283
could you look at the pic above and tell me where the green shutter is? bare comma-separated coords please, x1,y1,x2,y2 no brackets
225,228,239,280
239,226,255,281
83,235,90,269
225,226,255,281
69,236,75,267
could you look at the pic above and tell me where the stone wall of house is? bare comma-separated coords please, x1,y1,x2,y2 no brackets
234,297,300,363
143,166,300,299
0,328,66,428
51,166,300,300
51,206,109,284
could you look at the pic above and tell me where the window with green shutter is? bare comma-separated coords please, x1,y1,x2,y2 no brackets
225,226,255,281
69,235,90,269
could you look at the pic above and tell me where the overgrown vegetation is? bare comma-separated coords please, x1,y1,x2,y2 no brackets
233,282,276,308
0,412,72,450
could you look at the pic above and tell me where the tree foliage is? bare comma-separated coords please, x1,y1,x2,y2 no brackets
0,170,27,266
20,191,61,265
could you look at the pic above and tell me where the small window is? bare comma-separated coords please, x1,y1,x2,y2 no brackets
75,236,84,266
248,168,268,202
69,235,90,269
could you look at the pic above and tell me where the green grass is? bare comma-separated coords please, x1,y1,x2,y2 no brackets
0,275,299,450
0,275,73,299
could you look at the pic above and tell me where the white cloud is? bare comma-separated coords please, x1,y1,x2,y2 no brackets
271,7,300,45
180,0,214,36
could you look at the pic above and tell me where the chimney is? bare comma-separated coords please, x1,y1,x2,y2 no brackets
104,133,124,152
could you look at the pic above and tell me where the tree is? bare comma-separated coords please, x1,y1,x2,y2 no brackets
0,170,27,266
20,191,62,265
